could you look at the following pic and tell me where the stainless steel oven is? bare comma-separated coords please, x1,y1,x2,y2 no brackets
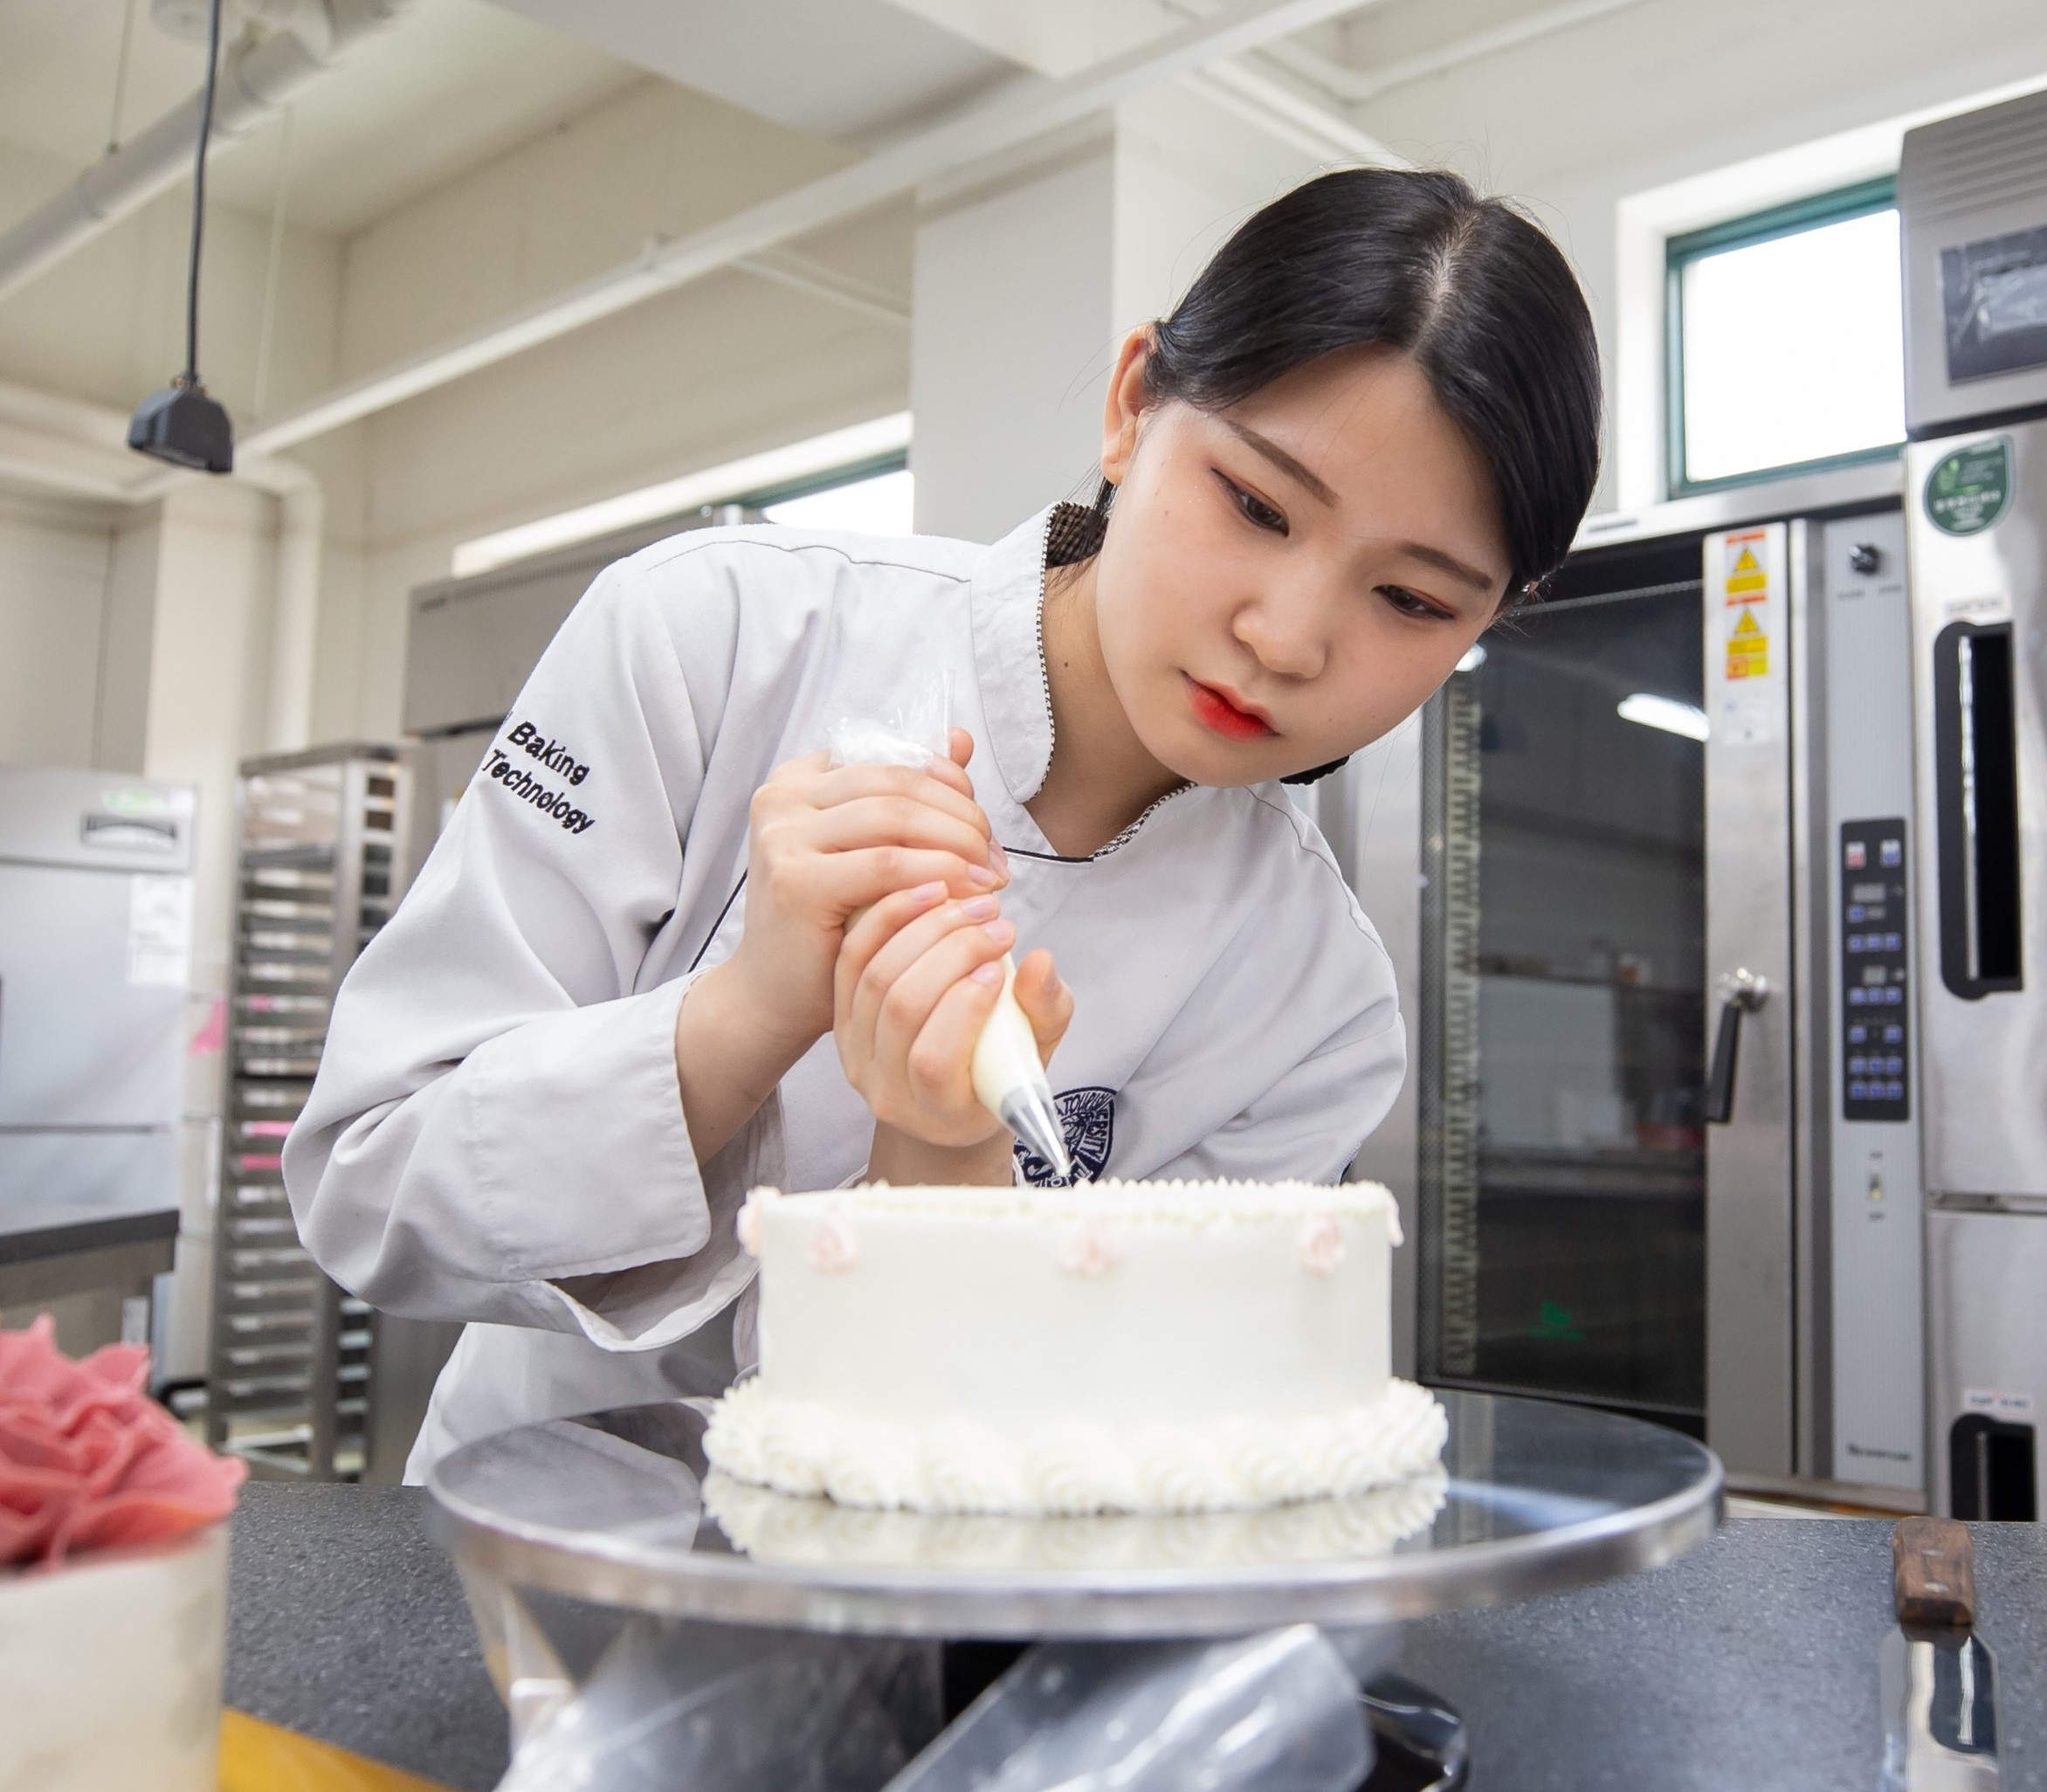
1336,465,1932,1503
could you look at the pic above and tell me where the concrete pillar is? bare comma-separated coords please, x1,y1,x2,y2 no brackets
910,87,1320,543
137,478,279,1382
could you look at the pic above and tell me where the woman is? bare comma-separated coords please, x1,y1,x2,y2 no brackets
286,168,1602,1475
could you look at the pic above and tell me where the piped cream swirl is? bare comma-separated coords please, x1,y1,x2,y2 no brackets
702,1379,1445,1517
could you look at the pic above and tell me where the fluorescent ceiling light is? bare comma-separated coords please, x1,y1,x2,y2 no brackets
451,411,913,576
1456,642,1488,672
1617,692,1709,741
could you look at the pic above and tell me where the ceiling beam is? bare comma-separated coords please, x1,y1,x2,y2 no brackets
242,0,1377,456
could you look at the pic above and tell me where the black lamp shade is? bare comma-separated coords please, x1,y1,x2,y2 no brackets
128,382,234,474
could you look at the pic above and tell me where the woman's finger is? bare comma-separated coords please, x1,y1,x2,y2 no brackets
1012,948,1073,1064
837,888,987,1022
864,914,1015,1089
802,762,990,836
801,844,997,916
792,795,1000,873
843,893,1003,1036
903,968,1008,1111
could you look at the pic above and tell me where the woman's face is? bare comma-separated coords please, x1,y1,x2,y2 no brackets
1092,339,1513,788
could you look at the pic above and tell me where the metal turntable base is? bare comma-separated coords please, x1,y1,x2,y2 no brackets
431,1390,1721,1789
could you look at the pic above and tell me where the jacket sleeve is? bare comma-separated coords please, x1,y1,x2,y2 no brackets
283,553,774,1352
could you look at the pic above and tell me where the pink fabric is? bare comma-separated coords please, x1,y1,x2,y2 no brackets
0,1315,245,1568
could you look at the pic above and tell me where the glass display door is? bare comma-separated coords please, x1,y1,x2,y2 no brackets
1416,549,1709,1433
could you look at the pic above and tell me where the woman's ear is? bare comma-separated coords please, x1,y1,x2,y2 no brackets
1099,325,1155,485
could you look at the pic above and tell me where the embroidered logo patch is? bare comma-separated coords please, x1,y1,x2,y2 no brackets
1016,1086,1115,1188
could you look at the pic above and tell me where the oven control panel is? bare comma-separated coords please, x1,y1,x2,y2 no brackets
1841,817,1910,1121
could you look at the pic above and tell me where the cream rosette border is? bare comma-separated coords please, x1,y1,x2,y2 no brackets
702,1377,1447,1517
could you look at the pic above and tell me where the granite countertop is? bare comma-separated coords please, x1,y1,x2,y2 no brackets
227,1485,2046,1791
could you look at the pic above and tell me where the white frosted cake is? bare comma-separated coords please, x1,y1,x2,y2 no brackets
702,1179,1445,1516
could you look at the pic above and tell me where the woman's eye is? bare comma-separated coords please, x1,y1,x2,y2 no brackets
1218,474,1287,534
1380,586,1447,620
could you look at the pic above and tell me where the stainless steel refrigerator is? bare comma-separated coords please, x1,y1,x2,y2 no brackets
0,764,195,1245
1899,90,2047,1520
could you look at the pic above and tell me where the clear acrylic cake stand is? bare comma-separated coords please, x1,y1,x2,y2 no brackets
430,1390,1722,1790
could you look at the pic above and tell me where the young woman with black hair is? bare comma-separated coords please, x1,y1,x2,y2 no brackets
286,167,1603,1472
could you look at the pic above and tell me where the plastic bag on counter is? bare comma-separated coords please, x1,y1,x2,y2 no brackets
882,1624,1374,1792
826,674,952,771
493,1616,942,1792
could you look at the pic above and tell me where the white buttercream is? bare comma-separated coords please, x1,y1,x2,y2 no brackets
703,1377,1447,1517
701,1468,1448,1570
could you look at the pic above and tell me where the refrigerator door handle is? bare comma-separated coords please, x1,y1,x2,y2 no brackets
1933,621,2025,999
1705,968,1769,1124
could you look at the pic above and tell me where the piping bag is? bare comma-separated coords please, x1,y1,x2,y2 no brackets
828,680,1072,1181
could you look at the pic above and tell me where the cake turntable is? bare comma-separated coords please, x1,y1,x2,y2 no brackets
431,1390,1720,1789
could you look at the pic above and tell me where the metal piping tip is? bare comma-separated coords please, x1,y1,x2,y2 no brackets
1001,1085,1072,1181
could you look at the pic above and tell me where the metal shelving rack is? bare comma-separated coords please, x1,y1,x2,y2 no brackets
206,744,413,1481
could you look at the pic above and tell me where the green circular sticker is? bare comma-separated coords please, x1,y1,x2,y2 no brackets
1925,437,2013,537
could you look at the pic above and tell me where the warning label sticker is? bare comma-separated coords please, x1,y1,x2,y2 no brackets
1725,543,1768,601
1723,529,1771,684
1726,607,1768,679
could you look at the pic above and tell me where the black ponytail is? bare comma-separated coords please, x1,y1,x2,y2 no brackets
1098,167,1602,601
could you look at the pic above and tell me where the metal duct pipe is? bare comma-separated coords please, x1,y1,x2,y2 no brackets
0,0,410,307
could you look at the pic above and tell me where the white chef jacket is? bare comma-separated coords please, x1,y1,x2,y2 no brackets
284,505,1405,1478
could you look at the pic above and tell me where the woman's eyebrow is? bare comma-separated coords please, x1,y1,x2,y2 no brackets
1223,420,1337,505
1401,542,1498,594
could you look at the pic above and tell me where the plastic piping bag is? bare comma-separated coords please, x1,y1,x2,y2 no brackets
825,679,1071,1181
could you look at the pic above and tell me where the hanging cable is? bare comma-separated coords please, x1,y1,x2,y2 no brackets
127,0,235,472
107,0,141,156
183,0,224,384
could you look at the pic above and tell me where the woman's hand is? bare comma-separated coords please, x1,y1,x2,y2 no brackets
835,886,1072,1183
674,730,1003,1163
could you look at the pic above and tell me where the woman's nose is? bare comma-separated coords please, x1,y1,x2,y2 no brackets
1232,591,1327,680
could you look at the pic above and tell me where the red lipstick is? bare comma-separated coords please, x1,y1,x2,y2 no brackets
1185,676,1276,741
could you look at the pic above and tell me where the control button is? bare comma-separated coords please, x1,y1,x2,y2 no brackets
1885,987,1903,1004
1849,989,1868,1006
1885,1080,1904,1099
1881,838,1902,866
1884,933,1901,951
1882,1024,1903,1044
1847,934,1862,953
1849,542,1884,576
1847,904,1866,922
1849,1055,1867,1073
1850,1080,1868,1099
1885,1056,1904,1075
1848,1024,1869,1044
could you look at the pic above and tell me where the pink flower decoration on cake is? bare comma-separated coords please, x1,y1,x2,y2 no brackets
1297,1210,1346,1277
0,1314,245,1568
736,1186,782,1258
1056,1216,1122,1279
807,1201,859,1273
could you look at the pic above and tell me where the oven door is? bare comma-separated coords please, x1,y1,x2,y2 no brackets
1409,525,1803,1472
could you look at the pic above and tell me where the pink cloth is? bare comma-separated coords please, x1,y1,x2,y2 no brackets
0,1315,245,1568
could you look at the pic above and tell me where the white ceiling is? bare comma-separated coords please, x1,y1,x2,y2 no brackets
486,0,1022,142
0,0,644,237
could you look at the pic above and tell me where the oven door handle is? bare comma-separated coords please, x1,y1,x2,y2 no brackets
1704,968,1768,1124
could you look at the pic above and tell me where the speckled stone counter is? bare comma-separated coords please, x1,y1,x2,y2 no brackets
226,1485,2046,1791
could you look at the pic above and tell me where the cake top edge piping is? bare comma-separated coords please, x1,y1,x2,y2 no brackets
753,1178,1395,1220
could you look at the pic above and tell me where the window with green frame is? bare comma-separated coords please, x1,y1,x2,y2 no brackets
1666,176,1904,494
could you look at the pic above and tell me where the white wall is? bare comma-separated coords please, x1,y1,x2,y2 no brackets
0,494,115,768
912,86,1320,543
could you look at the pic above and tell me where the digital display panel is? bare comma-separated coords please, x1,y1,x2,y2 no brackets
1942,223,2047,383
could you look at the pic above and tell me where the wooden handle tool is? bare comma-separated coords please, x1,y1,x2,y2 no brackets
1893,1516,1976,1629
